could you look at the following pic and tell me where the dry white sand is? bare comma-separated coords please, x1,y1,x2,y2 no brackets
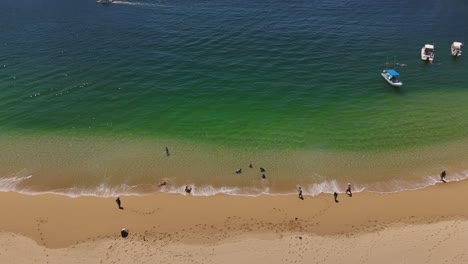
1,220,467,264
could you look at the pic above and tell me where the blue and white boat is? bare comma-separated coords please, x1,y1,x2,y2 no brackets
381,69,403,87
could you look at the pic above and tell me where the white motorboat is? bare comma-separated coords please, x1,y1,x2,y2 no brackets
381,69,403,87
451,42,463,57
421,44,434,63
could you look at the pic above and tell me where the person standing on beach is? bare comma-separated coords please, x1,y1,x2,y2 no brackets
334,192,338,203
346,183,352,197
116,197,123,209
298,187,303,200
440,170,447,183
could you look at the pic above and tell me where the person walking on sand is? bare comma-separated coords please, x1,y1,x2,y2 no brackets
334,192,338,203
298,187,303,200
440,170,447,183
116,197,123,209
346,183,352,197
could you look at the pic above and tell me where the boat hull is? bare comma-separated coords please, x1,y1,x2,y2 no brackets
381,73,402,87
451,50,462,57
421,48,434,62
451,42,463,57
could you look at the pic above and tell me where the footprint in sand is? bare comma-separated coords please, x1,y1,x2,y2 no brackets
126,208,159,215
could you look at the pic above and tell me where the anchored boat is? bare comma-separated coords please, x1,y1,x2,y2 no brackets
421,44,435,63
451,42,463,57
381,69,403,87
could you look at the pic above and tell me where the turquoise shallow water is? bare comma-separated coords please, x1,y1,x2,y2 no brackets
1,0,468,195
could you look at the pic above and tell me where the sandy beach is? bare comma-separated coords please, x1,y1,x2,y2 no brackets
1,180,468,263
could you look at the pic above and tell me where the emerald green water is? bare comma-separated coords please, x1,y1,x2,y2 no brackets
1,0,468,195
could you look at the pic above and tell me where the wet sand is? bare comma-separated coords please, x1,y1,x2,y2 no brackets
1,179,468,263
3,134,468,195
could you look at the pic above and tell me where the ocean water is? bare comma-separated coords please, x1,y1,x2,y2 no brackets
1,0,468,196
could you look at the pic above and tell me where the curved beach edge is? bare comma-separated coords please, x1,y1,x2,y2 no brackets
1,179,468,263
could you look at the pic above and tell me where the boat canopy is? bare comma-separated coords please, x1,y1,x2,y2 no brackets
386,69,400,77
424,44,434,50
452,42,463,48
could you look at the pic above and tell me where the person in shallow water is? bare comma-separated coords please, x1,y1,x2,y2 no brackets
158,181,167,187
260,167,266,172
298,187,303,200
440,170,447,183
261,174,266,179
334,192,338,203
165,147,170,156
235,168,242,174
346,183,352,197
185,186,192,194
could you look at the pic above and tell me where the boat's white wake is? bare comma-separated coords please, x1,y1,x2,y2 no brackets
109,1,170,8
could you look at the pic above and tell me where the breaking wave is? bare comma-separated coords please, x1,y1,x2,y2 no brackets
0,174,33,192
1,171,468,198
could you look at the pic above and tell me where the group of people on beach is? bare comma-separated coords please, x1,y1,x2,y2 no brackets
115,150,451,239
297,183,353,202
159,147,450,202
296,170,449,202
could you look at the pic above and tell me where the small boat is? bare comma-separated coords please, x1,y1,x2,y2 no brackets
421,44,435,63
97,0,113,4
451,42,463,57
381,69,403,87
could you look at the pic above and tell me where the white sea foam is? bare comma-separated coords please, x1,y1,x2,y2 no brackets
303,180,366,196
0,170,139,197
45,184,142,198
160,185,270,197
0,183,143,198
367,170,468,194
1,172,468,198
0,174,33,192
111,1,168,8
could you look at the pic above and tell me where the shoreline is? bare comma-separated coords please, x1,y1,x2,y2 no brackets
2,181,468,263
2,133,468,196
1,179,468,246
2,171,468,198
